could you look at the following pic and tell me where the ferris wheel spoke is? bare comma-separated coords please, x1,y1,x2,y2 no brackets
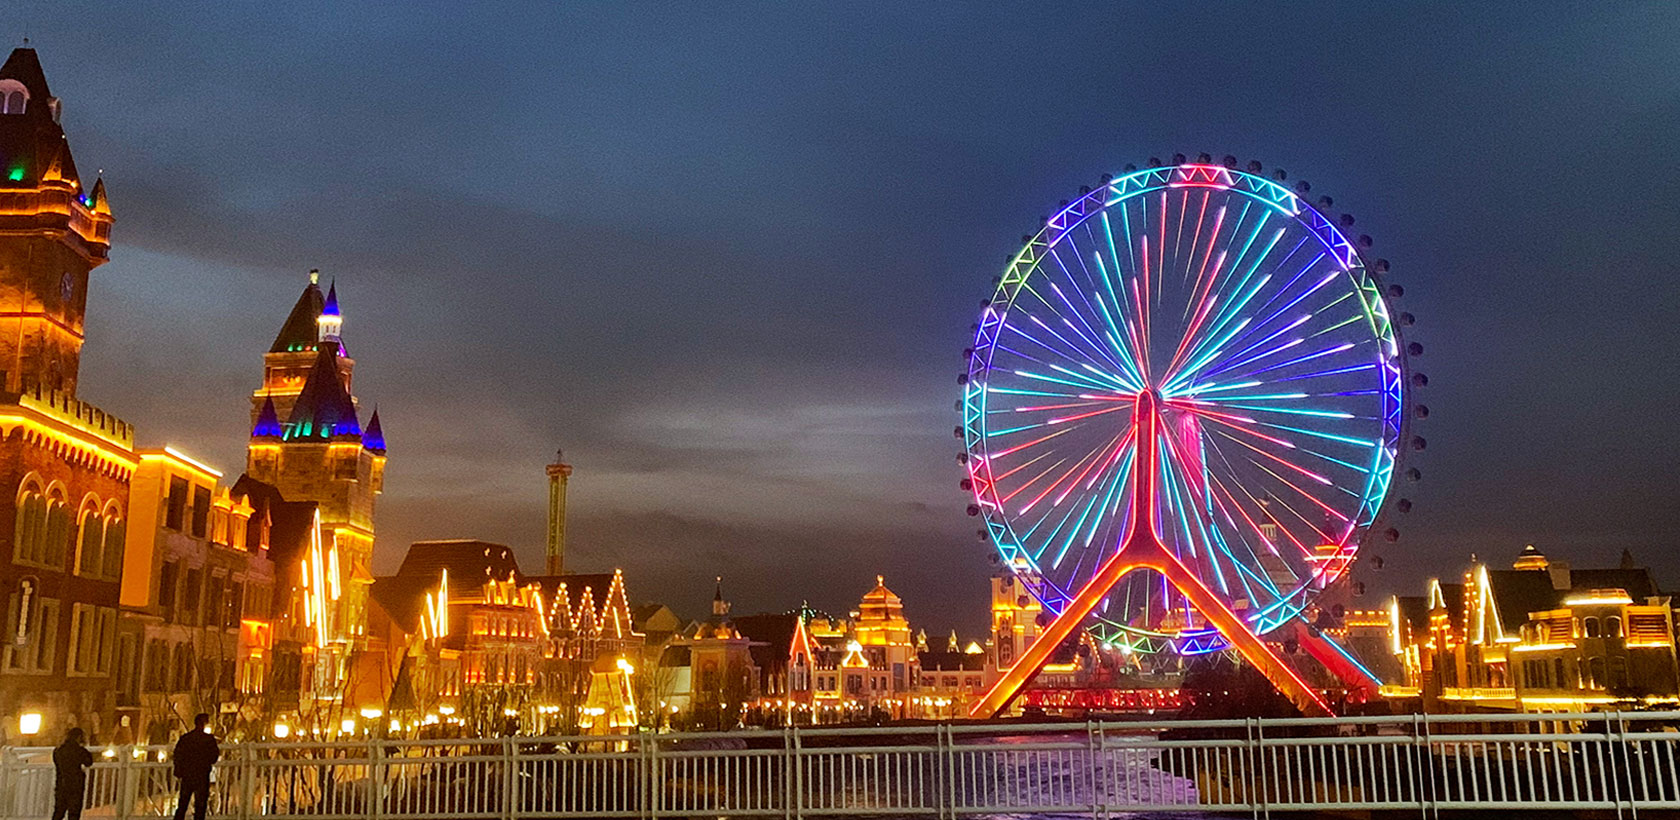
1048,248,1144,380
1019,430,1122,515
998,457,1069,506
1168,218,1283,372
1172,313,1310,393
1004,304,1129,386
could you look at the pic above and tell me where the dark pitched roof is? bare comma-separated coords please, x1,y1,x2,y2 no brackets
370,576,429,634
1434,582,1466,628
270,281,325,353
284,342,360,441
1486,570,1562,629
1397,595,1429,630
396,539,521,583
732,613,799,672
230,475,320,580
0,49,82,192
918,649,987,672
362,408,386,453
252,395,283,438
0,48,51,99
1569,568,1659,601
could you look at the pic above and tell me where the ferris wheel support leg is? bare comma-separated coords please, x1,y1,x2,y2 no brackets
1141,553,1335,718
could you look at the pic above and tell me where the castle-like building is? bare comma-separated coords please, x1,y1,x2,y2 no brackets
246,273,387,658
0,47,128,743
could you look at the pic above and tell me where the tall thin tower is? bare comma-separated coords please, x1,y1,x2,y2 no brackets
546,450,572,575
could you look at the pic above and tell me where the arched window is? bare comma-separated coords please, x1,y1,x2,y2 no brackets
77,507,104,576
13,481,45,564
101,513,125,580
0,80,26,115
43,489,71,570
1608,616,1623,639
1588,657,1606,689
1584,617,1600,638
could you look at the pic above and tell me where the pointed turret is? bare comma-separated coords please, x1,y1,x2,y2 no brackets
88,176,109,215
284,342,360,440
251,394,283,439
363,408,386,454
270,272,326,353
317,280,345,349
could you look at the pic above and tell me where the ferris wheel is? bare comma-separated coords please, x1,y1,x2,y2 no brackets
961,156,1422,716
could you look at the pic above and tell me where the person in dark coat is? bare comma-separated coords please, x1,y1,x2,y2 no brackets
52,727,93,820
171,713,220,820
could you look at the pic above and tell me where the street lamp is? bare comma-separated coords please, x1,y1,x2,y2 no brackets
18,712,42,737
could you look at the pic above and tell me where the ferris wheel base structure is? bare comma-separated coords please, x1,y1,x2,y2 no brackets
969,391,1337,719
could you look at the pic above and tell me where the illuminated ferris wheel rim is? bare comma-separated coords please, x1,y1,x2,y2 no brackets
960,161,1414,654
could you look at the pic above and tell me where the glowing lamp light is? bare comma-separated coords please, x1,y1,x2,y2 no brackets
388,718,401,733
18,712,42,736
272,722,290,739
6,167,22,182
359,707,383,720
437,705,455,715
340,718,356,735
616,658,635,675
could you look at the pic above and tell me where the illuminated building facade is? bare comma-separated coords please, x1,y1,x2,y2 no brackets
369,536,644,735
245,274,386,659
0,47,131,744
989,573,1043,675
852,575,916,693
119,448,275,743
1384,545,1680,712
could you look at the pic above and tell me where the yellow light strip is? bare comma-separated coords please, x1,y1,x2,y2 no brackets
1511,643,1575,653
0,414,136,468
162,445,223,478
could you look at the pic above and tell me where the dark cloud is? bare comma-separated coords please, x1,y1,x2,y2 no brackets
16,1,1680,637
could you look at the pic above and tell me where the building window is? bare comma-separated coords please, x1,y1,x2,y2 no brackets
1608,616,1623,639
159,561,179,622
43,490,70,570
166,477,188,530
1588,657,1606,690
1553,658,1565,689
13,481,46,566
1608,656,1628,689
206,575,224,631
101,514,125,581
1584,617,1600,639
77,507,104,576
0,80,25,115
191,486,211,537
182,568,202,626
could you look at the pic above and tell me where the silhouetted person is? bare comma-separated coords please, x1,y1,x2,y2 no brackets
172,714,220,820
52,727,92,820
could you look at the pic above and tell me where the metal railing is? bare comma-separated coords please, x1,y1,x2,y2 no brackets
4,711,1679,818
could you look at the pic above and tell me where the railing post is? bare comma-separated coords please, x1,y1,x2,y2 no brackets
114,744,132,820
937,724,954,820
366,734,382,820
241,744,258,820
1608,710,1637,820
643,731,658,820
1086,720,1103,820
1414,713,1436,820
501,737,517,820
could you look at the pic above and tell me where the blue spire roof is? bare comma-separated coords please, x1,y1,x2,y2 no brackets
363,408,386,454
252,394,283,438
322,281,340,317
283,342,360,441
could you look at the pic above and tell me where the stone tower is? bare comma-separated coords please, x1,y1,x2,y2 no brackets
0,48,114,395
247,274,385,639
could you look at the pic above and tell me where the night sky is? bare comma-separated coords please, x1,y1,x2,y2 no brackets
15,4,1680,637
